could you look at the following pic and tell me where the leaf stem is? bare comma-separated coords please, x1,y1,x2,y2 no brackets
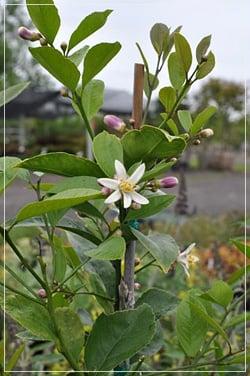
75,93,94,140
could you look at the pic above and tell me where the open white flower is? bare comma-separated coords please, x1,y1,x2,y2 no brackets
177,243,199,277
98,160,149,209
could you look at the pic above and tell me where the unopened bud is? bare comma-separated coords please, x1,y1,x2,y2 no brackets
39,37,47,46
170,157,177,163
114,229,122,237
60,87,69,97
129,118,135,126
131,202,141,210
38,288,47,298
101,187,113,196
134,257,141,266
60,41,67,53
134,282,141,290
18,26,40,41
199,128,214,138
104,115,126,132
193,139,201,145
159,176,178,189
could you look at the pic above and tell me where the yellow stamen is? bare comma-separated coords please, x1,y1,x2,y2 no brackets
119,180,135,193
187,254,199,265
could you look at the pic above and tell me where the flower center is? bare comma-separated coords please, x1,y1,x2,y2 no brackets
187,254,199,265
119,180,135,193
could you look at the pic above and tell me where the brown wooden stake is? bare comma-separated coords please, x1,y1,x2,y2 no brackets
120,63,144,310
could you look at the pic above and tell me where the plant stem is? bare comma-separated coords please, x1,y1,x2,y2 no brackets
123,240,136,308
75,93,94,140
0,281,45,306
113,259,121,311
135,258,156,274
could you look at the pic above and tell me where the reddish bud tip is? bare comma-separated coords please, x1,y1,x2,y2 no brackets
38,288,47,298
159,176,178,189
104,115,126,132
101,187,112,196
18,26,40,41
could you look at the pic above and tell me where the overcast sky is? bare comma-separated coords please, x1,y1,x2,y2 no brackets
6,0,250,93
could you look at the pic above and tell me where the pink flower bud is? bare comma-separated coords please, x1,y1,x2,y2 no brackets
159,176,178,188
101,186,113,196
104,115,126,132
18,26,40,41
134,282,141,290
38,288,47,298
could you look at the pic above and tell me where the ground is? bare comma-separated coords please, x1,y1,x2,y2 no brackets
1,170,248,220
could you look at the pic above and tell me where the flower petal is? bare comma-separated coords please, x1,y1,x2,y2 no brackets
128,163,145,184
123,192,132,208
181,243,196,256
131,191,149,205
104,189,121,204
115,160,127,179
98,178,119,190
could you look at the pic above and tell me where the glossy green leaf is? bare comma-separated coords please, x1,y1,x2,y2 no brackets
136,42,150,73
136,288,178,317
85,304,155,371
174,33,192,73
196,35,211,63
49,176,99,194
196,51,215,79
122,125,186,166
5,343,25,371
82,79,105,120
54,239,67,283
144,72,159,98
202,280,233,308
0,157,29,194
85,237,126,260
231,239,250,258
82,42,121,87
140,321,164,356
68,10,112,52
177,110,192,131
17,152,103,177
167,119,179,135
131,229,179,272
16,188,102,222
176,296,208,357
27,0,60,44
150,23,169,55
0,82,30,107
168,52,185,90
87,272,113,313
55,307,84,364
93,131,123,177
68,45,89,67
76,202,105,221
2,294,55,340
190,106,217,135
142,161,175,181
159,86,176,113
126,194,175,220
29,47,80,91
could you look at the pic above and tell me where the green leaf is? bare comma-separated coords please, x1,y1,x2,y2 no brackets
150,23,169,55
174,33,192,73
68,10,113,52
136,42,150,74
136,288,178,317
126,195,175,221
68,45,89,67
29,47,80,91
2,294,55,340
5,343,25,371
85,237,126,260
142,161,175,181
227,265,250,285
54,239,67,283
16,188,102,222
82,42,121,87
190,106,217,135
177,110,192,131
82,79,105,120
87,271,113,313
0,82,30,107
159,87,176,113
224,312,250,329
55,307,84,364
167,119,179,135
0,157,29,194
84,304,155,371
231,239,250,258
131,229,179,272
144,72,159,98
202,280,233,308
196,51,215,79
140,321,164,356
17,152,103,177
168,52,185,90
176,296,208,357
26,0,60,44
196,35,211,63
76,202,105,221
93,131,123,177
49,176,99,194
121,125,186,166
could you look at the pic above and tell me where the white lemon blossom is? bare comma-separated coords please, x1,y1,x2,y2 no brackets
98,160,149,209
177,243,199,277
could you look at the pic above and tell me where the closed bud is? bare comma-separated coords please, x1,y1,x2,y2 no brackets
134,282,141,290
60,41,67,53
38,288,47,298
104,115,126,132
134,257,141,266
170,157,177,163
18,26,40,41
39,37,47,46
199,128,214,138
193,139,201,145
131,202,141,210
60,87,69,97
159,176,178,189
129,118,135,126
